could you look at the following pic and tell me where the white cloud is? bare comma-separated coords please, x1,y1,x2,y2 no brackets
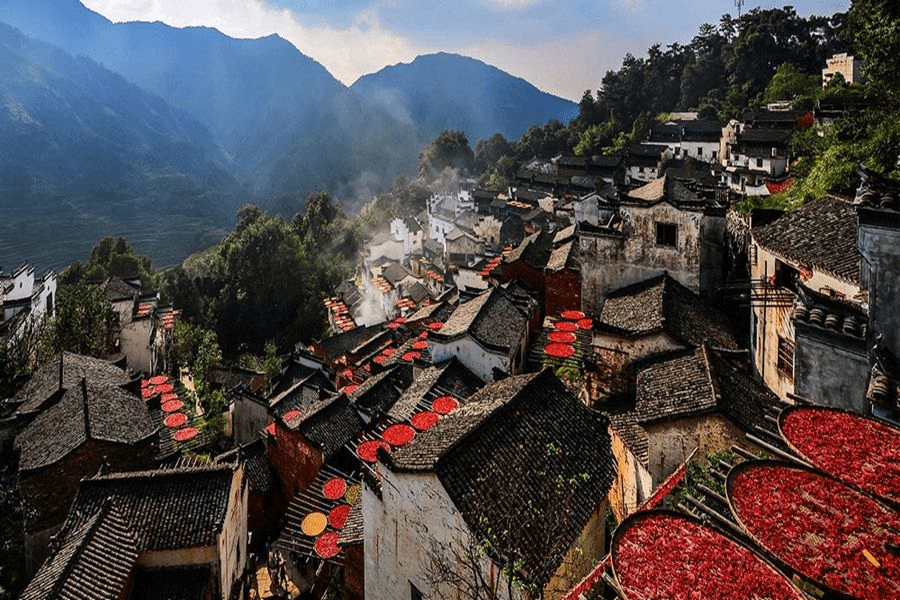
458,29,643,101
81,0,432,86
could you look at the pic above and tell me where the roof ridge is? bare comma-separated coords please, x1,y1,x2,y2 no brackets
435,370,546,467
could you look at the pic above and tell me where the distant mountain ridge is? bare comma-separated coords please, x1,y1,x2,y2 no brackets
0,0,579,269
0,20,242,270
352,52,578,143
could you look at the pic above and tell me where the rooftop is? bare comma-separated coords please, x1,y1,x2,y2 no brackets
387,369,615,589
752,195,860,285
432,287,528,353
598,273,739,351
57,464,238,552
16,377,157,472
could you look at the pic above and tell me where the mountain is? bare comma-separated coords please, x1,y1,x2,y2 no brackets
0,0,419,203
0,21,243,271
351,52,579,143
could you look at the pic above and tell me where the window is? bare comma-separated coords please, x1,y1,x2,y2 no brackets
774,259,799,291
756,157,763,168
777,336,795,382
697,147,703,156
410,582,424,600
655,222,677,247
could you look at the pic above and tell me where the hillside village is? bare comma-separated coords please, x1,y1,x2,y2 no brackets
2,57,899,597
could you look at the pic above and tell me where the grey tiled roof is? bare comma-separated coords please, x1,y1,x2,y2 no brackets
320,324,384,361
626,175,704,209
58,465,237,552
707,348,788,437
388,369,615,589
16,378,157,471
15,352,132,416
386,358,484,421
215,439,274,493
545,240,578,272
285,394,363,456
634,347,718,425
432,287,528,353
350,364,414,417
752,195,860,284
21,501,137,600
598,274,739,351
337,501,364,546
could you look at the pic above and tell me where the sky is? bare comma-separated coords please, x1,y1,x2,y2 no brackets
80,0,851,101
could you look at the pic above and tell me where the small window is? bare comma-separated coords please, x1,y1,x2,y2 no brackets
410,582,424,600
697,147,703,156
756,157,763,168
655,222,677,247
774,259,799,291
777,337,795,382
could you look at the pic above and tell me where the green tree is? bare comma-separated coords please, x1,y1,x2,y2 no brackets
761,63,820,105
850,0,900,106
474,133,514,175
418,130,475,178
41,282,117,358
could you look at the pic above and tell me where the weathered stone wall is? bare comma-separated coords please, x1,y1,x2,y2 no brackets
644,413,747,484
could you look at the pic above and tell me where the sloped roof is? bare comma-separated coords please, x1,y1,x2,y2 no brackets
634,347,718,425
752,195,860,284
57,465,237,552
707,349,788,436
626,175,704,209
16,378,157,472
319,324,384,361
350,364,414,417
15,352,132,416
215,439,275,493
432,287,528,353
21,501,138,600
387,369,615,589
546,240,579,272
598,274,739,351
101,276,139,302
386,358,484,421
284,394,363,456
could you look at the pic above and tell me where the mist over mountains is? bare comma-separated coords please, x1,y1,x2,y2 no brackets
0,0,576,271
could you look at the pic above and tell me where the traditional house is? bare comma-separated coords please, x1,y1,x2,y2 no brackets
22,463,247,600
625,144,672,184
749,195,867,406
444,225,485,265
365,231,405,263
216,439,279,537
545,235,581,316
723,128,792,194
602,345,788,518
679,120,722,163
428,287,531,381
390,216,424,257
590,273,739,399
579,175,727,312
557,155,624,185
15,360,158,571
0,263,56,341
853,167,900,421
365,369,615,600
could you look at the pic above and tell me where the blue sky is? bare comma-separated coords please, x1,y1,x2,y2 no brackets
81,0,851,101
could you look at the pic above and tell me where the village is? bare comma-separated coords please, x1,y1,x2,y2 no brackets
1,52,900,599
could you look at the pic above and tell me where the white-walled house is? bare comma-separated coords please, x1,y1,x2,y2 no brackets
428,287,530,381
365,369,615,600
749,196,868,409
22,464,248,600
390,217,424,257
0,263,57,340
